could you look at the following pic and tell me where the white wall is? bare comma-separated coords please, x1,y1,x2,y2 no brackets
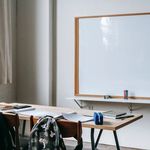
17,0,52,105
0,0,16,102
57,0,150,149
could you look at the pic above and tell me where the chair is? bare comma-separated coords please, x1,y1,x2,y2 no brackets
2,113,20,150
30,116,83,149
57,119,83,148
19,116,33,150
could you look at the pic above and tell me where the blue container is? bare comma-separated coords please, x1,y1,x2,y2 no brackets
94,112,103,125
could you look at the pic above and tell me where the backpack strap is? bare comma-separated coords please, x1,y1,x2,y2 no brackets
58,135,66,150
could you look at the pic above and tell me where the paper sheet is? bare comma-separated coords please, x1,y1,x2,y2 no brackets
18,109,62,118
62,113,93,122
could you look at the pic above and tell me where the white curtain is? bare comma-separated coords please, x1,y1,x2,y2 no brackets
0,0,12,84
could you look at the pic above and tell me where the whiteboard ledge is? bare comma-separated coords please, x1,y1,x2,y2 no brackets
67,97,150,104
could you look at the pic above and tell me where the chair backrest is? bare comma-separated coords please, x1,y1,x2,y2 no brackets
2,113,20,150
30,116,83,149
57,119,82,145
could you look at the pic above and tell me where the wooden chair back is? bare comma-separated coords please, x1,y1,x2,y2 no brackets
57,119,82,145
3,113,20,150
30,116,82,147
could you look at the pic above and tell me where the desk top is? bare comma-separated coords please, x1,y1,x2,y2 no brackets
1,102,143,131
82,115,142,130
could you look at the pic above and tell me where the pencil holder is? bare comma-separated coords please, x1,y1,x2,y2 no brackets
94,112,103,125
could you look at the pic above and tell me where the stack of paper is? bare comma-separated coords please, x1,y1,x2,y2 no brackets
18,109,62,118
0,105,14,111
62,112,93,122
103,110,126,119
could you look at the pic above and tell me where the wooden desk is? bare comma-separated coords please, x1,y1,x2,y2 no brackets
1,103,143,150
82,115,142,150
71,107,142,150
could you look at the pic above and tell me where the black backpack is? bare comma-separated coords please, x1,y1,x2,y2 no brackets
29,115,66,150
0,113,15,150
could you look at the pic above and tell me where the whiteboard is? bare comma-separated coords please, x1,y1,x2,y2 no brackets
75,13,150,99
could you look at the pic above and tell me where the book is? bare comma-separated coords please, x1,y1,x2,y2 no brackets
13,105,32,109
116,114,134,119
103,110,126,119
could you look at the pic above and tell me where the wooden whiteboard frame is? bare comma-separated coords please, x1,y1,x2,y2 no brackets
75,12,150,100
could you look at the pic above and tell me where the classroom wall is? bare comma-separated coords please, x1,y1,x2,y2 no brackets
0,0,16,102
16,0,53,105
57,0,150,149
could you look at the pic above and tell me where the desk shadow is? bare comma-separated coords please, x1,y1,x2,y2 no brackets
103,121,113,125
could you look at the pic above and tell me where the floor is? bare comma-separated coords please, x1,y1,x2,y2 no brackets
65,140,143,150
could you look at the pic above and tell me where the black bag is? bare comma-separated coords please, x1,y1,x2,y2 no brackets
0,113,15,150
29,115,66,150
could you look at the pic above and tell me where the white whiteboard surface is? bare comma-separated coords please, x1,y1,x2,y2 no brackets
76,13,150,98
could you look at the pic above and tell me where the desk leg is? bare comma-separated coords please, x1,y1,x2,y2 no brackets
113,131,120,150
91,128,103,150
95,129,103,148
91,128,95,150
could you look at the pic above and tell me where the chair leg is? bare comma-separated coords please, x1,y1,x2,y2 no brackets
95,129,103,148
22,120,26,136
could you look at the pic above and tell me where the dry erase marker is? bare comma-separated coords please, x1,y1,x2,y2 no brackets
124,90,128,99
